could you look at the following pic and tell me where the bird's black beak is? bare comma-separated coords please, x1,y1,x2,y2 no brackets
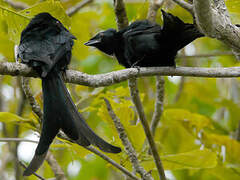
84,38,101,46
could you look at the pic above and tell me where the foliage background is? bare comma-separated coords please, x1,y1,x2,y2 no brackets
1,0,240,179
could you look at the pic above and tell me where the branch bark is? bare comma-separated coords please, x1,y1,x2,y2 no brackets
193,0,240,59
177,51,233,58
21,77,43,122
113,0,129,30
19,161,45,180
66,0,94,16
128,78,166,180
172,0,193,15
45,152,67,180
0,137,140,180
85,146,140,180
2,62,240,87
147,0,164,22
4,0,28,10
148,0,165,138
104,98,153,180
150,76,165,136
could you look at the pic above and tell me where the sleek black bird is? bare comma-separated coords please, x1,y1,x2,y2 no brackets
85,10,204,68
17,12,121,176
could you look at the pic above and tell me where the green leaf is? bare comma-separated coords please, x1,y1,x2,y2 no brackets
0,112,37,131
209,164,240,180
0,112,30,123
142,149,217,170
202,132,240,165
0,1,69,44
0,4,30,43
163,108,212,135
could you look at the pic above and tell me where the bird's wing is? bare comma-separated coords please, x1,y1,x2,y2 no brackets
121,22,162,65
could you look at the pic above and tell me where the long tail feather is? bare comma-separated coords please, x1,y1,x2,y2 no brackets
24,70,121,176
56,73,121,153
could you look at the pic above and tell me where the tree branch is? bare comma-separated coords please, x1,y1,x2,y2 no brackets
86,146,140,180
147,0,164,22
45,152,67,180
66,0,94,16
193,0,240,59
148,0,165,138
19,161,45,180
4,0,28,10
104,98,153,180
172,0,194,15
21,77,43,122
177,51,233,58
2,62,240,87
113,0,129,30
150,76,165,136
128,78,166,180
0,137,140,180
0,138,38,143
174,76,185,102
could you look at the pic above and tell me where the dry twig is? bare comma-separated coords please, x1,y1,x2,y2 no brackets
104,98,153,180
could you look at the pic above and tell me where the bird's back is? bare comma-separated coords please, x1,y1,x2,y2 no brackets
18,15,75,77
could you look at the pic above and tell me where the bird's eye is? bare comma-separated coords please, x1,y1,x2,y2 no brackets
56,21,60,24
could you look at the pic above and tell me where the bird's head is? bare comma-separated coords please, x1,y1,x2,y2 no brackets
27,13,64,28
20,12,76,42
85,28,117,56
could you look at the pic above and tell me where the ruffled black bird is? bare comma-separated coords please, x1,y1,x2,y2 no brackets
85,10,204,68
17,12,121,176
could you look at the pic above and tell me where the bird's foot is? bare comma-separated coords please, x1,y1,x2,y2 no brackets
131,64,141,73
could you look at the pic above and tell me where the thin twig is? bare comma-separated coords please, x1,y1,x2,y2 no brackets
46,152,67,180
19,161,45,180
148,0,165,138
13,77,25,180
104,98,153,180
0,137,140,180
0,138,38,143
147,0,164,22
86,146,140,180
172,0,194,15
174,76,185,102
113,0,129,30
21,77,43,122
111,0,165,177
177,51,234,58
236,121,240,141
128,78,166,180
4,0,93,17
66,0,94,16
4,0,28,10
150,76,165,136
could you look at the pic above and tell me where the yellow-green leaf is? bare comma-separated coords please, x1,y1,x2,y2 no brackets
0,112,30,123
202,132,240,165
142,149,217,170
163,108,212,132
0,1,69,44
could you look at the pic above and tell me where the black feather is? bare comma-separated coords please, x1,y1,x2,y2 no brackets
18,12,121,176
85,10,204,68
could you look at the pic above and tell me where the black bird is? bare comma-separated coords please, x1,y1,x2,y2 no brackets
17,12,121,176
85,10,204,68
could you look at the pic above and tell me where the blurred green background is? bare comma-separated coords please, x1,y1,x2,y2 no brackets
1,0,240,179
